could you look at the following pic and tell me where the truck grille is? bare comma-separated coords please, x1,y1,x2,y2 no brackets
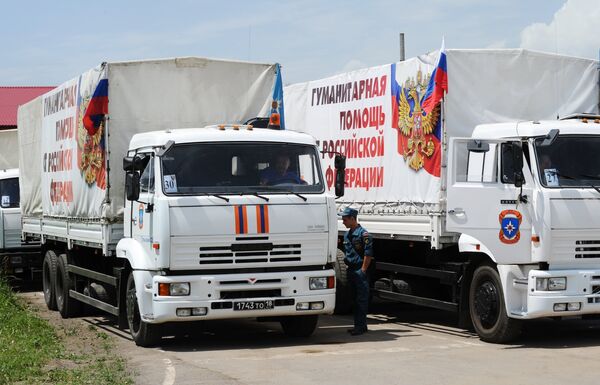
575,240,600,259
220,289,282,299
199,243,301,264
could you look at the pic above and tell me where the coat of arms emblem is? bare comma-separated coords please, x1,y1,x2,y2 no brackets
392,66,442,176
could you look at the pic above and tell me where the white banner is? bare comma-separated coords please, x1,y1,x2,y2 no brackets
41,66,107,217
285,56,441,204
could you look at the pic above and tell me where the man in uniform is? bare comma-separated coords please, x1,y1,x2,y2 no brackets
340,207,373,336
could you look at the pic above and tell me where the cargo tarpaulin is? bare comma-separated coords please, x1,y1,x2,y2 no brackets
0,129,19,170
284,49,599,206
19,57,278,220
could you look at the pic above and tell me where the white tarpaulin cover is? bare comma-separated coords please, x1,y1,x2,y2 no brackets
284,49,599,207
0,129,19,170
18,57,278,220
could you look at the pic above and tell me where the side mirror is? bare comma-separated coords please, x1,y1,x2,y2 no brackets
123,155,148,172
334,154,346,170
467,140,490,153
125,172,140,201
501,141,525,187
334,154,346,197
512,141,524,187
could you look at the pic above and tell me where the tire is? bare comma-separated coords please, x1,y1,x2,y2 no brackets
42,250,58,311
55,253,82,318
469,264,522,343
280,315,319,338
126,272,160,347
334,249,352,314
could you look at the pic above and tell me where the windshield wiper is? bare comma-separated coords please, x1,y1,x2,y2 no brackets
554,171,600,194
252,192,269,201
580,174,600,180
238,191,269,201
281,190,308,201
198,193,229,202
253,186,308,201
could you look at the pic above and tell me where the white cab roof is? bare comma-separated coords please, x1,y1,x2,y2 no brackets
129,126,317,151
472,118,600,140
0,168,19,179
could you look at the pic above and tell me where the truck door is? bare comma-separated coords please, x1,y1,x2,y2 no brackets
446,138,533,264
130,154,155,255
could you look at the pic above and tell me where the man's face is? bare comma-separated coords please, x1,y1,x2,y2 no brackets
342,216,356,228
275,156,290,175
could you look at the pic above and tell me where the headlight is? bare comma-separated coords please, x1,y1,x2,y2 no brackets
309,277,328,290
536,277,567,291
309,276,334,290
170,282,190,296
158,282,190,296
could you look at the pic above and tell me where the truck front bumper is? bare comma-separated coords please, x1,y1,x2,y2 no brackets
511,268,600,319
139,269,336,324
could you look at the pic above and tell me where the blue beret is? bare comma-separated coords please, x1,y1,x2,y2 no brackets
339,207,358,218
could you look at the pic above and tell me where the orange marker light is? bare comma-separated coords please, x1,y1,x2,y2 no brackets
158,283,170,296
475,244,481,251
531,235,540,242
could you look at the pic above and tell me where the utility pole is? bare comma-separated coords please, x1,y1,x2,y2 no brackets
399,33,405,62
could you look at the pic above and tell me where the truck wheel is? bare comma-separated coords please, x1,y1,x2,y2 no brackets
55,253,82,318
334,250,352,314
469,264,522,343
126,272,160,347
280,315,319,338
42,250,58,310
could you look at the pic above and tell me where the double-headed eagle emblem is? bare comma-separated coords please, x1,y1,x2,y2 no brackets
396,69,441,172
77,97,106,189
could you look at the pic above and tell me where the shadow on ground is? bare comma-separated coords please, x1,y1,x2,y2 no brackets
22,289,600,351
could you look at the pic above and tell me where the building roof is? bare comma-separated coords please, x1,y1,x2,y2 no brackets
0,87,54,127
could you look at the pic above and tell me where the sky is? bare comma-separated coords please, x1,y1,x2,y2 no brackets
1,0,598,86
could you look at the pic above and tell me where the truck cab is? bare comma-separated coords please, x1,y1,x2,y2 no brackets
0,168,40,283
447,115,600,341
117,125,338,345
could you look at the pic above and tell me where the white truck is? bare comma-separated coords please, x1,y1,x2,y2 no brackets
0,129,41,284
18,57,340,346
285,49,600,343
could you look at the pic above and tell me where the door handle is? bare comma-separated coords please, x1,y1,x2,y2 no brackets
448,208,465,216
131,218,137,225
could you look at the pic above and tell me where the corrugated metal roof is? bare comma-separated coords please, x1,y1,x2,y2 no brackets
0,86,54,127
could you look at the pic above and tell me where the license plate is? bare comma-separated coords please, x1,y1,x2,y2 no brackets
233,300,274,311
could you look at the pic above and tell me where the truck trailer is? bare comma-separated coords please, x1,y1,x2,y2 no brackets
0,129,40,284
18,57,339,346
284,49,600,343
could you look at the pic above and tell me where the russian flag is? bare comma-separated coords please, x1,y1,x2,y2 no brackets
421,39,448,114
268,63,285,130
83,78,108,136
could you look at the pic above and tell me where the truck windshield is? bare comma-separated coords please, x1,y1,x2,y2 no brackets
534,135,600,188
0,178,19,208
160,142,324,195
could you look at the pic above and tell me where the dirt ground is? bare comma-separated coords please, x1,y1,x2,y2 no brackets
17,289,134,382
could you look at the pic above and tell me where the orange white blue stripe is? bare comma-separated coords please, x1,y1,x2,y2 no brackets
234,205,248,234
255,205,270,234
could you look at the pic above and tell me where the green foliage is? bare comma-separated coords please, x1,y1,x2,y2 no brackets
0,279,133,384
0,278,60,383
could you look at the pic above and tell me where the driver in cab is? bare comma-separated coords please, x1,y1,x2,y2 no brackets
259,154,306,185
